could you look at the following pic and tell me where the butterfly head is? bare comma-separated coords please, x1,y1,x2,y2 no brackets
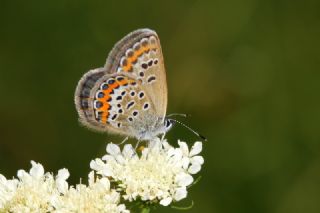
164,118,175,132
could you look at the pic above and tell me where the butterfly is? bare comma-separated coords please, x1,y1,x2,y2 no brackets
74,29,174,141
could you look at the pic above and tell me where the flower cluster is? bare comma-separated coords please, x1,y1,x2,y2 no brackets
0,161,66,212
0,138,204,212
91,138,204,206
52,171,128,213
0,162,128,213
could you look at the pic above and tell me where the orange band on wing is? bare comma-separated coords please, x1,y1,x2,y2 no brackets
96,78,134,123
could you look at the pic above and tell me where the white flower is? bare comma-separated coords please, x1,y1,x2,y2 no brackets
0,161,128,213
0,174,18,209
177,140,204,174
91,138,204,206
0,161,65,212
52,171,129,213
55,168,70,194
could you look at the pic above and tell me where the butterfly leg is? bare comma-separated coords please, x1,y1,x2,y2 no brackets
160,132,166,142
117,136,129,145
135,139,142,150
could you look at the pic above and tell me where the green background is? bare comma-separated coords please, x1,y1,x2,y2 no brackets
1,0,320,212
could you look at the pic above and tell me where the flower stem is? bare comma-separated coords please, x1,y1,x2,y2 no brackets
141,207,150,213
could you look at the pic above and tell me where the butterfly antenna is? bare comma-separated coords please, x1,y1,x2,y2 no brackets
169,118,207,141
167,113,190,118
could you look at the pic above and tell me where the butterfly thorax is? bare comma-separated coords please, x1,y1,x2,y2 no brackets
128,114,167,140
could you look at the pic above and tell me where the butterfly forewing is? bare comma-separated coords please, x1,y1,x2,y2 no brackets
106,29,167,118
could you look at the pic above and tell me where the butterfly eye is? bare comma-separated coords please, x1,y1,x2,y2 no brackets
165,120,171,128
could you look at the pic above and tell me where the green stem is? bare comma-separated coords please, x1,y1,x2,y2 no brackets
141,207,150,213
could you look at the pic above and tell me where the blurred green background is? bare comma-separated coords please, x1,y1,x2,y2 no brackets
1,0,320,212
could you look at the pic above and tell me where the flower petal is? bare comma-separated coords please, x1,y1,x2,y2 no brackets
90,159,113,176
175,173,194,187
17,169,29,180
178,140,189,155
188,163,201,174
88,171,95,185
174,187,187,201
191,156,204,165
171,148,183,162
57,168,70,180
115,155,126,164
189,142,202,156
102,154,115,162
96,177,110,191
122,144,135,159
56,178,68,194
181,157,190,170
106,143,121,155
162,141,172,151
160,197,172,206
30,161,44,179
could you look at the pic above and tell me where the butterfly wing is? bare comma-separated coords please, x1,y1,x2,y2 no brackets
106,29,168,119
75,29,167,138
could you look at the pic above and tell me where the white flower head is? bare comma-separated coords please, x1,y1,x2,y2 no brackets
0,174,18,209
0,161,64,212
52,171,129,213
0,162,128,213
91,138,204,206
